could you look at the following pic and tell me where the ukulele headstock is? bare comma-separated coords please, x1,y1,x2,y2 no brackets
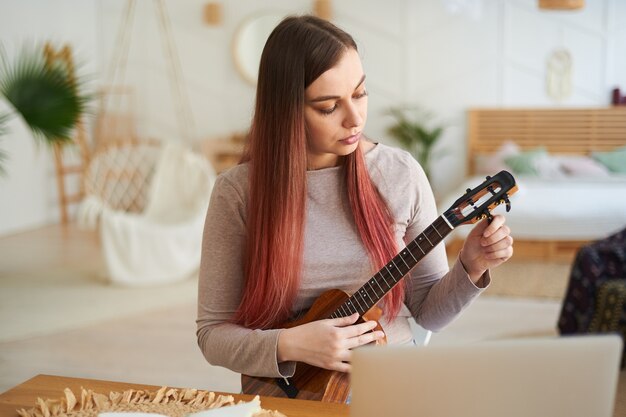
443,170,518,228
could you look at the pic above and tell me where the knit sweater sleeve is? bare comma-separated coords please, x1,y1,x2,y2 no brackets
196,171,296,378
401,159,490,332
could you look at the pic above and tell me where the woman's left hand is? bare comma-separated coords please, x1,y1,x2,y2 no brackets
459,214,513,283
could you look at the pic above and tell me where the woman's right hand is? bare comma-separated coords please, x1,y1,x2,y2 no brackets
276,312,385,373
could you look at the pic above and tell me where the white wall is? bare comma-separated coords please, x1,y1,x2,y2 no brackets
1,0,625,236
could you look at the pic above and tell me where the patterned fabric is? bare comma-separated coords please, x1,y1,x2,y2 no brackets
590,279,626,368
588,280,626,334
558,227,626,367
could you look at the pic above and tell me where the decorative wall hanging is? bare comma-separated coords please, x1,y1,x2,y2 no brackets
546,48,572,102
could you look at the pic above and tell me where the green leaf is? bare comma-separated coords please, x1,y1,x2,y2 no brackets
0,44,88,145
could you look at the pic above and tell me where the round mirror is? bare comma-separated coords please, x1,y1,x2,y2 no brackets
232,13,285,86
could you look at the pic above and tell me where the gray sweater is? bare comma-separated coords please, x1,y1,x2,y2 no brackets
196,143,489,378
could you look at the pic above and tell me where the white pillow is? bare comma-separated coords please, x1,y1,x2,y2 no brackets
474,140,520,174
557,155,611,177
535,154,568,179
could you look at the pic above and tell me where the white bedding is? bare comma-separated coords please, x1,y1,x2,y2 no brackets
439,175,626,242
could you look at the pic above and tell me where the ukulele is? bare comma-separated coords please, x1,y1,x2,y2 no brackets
241,170,518,403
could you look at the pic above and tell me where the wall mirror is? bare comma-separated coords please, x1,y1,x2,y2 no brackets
232,13,285,86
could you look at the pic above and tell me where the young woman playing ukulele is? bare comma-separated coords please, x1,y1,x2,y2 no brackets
196,15,513,399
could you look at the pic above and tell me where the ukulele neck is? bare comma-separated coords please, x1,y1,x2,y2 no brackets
329,215,454,319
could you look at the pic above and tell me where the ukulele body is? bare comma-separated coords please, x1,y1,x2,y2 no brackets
240,288,385,403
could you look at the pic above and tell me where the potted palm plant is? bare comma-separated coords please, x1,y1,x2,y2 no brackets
386,105,445,180
0,44,89,175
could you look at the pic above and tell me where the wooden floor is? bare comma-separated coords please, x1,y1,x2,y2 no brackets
0,223,623,416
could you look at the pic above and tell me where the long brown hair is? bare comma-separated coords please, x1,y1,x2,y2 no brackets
235,15,404,329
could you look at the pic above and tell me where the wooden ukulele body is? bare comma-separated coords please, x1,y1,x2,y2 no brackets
240,288,385,403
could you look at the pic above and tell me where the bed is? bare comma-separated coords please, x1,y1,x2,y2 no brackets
443,107,626,261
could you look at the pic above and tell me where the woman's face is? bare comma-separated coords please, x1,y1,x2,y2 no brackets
304,48,368,170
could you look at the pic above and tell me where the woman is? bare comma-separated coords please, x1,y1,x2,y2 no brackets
197,15,512,379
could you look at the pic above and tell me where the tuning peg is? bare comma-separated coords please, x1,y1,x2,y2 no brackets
487,185,496,196
503,195,511,212
485,175,492,180
478,211,493,223
465,188,472,194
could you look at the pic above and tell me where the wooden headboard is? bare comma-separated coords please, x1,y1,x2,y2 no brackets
467,107,626,175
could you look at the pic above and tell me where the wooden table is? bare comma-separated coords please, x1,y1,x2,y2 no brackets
0,375,349,417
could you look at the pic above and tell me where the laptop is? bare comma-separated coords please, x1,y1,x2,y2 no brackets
351,335,622,417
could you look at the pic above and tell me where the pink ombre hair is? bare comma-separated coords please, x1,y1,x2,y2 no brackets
235,16,404,329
